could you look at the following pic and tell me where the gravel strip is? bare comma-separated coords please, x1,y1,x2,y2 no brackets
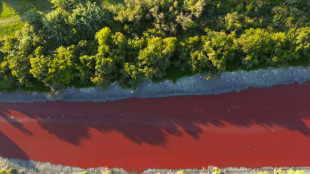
1,66,310,103
1,157,310,174
143,167,310,174
0,157,127,174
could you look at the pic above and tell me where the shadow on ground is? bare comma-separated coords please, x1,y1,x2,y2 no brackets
0,1,3,15
0,82,310,147
3,0,52,16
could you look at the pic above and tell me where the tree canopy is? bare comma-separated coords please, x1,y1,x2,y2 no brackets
0,0,309,91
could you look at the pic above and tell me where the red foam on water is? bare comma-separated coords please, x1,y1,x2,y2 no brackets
1,82,310,173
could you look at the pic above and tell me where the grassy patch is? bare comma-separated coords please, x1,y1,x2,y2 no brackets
3,0,52,15
0,1,23,37
0,19,23,38
0,1,19,18
0,0,52,38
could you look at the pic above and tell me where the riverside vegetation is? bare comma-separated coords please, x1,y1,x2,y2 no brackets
0,0,309,92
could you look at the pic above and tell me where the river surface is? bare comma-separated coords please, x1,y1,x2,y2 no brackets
1,82,310,172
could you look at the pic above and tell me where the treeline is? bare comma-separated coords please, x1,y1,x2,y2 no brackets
0,0,309,92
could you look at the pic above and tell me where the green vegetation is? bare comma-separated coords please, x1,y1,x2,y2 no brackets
258,169,305,174
79,167,111,174
0,0,53,38
176,171,185,174
0,2,23,38
0,0,309,92
79,172,89,174
0,168,15,174
156,168,305,174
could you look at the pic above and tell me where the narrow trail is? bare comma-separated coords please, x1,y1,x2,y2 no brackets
1,82,310,173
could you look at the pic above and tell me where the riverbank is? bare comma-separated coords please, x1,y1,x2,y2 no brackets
1,66,310,103
1,157,309,174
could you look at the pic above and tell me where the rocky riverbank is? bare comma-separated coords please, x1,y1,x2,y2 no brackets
1,66,310,103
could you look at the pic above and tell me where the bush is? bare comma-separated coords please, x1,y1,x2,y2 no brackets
70,2,107,40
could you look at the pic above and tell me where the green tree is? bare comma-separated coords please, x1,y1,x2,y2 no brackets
29,46,50,85
48,46,77,85
7,54,31,87
77,55,96,84
51,0,98,11
120,62,144,88
0,52,17,92
113,0,206,34
91,56,117,87
30,46,77,86
269,30,295,65
24,10,46,32
238,28,273,68
138,36,177,79
203,29,237,71
43,8,72,46
96,27,112,47
294,27,310,57
91,27,117,87
179,30,237,73
179,35,207,72
224,12,242,32
70,1,107,40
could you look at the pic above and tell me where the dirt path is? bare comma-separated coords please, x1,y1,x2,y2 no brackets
1,82,310,173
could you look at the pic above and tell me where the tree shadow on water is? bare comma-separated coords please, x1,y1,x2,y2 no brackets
0,110,34,167
0,132,29,160
0,111,39,172
0,112,32,136
1,84,310,147
0,131,39,172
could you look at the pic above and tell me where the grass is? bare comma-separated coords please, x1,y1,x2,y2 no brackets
0,1,23,37
0,0,123,38
0,0,52,38
3,0,52,14
0,1,18,18
0,19,23,38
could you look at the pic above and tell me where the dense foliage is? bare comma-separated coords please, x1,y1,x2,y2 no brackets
0,0,309,91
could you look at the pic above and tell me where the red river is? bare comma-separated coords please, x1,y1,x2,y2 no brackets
1,82,310,172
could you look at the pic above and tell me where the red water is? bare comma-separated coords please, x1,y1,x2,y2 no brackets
1,82,310,173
